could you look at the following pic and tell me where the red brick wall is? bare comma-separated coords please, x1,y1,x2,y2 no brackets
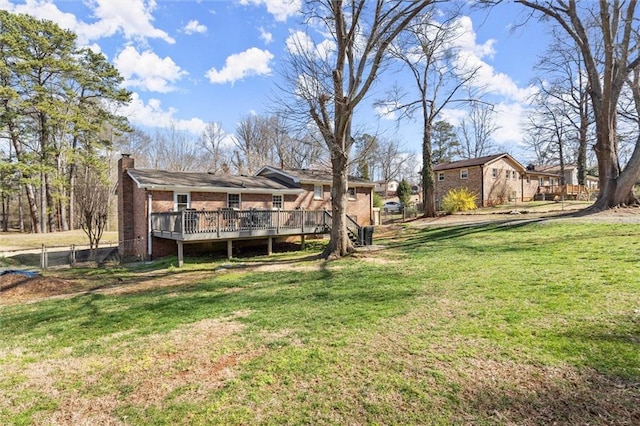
118,155,148,259
434,166,483,208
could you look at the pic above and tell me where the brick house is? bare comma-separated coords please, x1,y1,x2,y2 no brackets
433,153,528,207
118,155,375,263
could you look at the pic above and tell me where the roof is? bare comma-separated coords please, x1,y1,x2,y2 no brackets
127,169,303,194
433,153,525,172
256,166,376,187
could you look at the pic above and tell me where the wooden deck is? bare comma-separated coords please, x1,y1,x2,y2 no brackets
151,209,332,242
535,184,593,200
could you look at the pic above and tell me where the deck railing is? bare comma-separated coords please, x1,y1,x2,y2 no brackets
537,184,589,195
151,209,331,239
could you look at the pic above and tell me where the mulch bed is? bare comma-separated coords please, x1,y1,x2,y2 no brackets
0,273,79,304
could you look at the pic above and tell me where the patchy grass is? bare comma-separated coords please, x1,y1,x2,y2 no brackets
0,220,639,424
0,230,118,250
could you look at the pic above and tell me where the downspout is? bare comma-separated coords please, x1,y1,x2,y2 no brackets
480,165,485,207
147,191,152,259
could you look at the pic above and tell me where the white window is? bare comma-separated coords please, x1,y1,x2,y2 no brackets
512,171,517,179
460,169,468,179
174,193,190,211
348,187,357,200
538,177,544,186
492,168,498,178
438,172,445,181
227,193,240,209
313,184,323,200
272,194,283,209
506,170,510,180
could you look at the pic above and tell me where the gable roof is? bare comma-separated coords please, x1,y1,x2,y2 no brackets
127,169,303,194
433,153,526,172
256,166,376,187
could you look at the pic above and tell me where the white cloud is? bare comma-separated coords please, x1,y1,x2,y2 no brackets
374,101,399,121
122,92,207,134
259,26,273,44
448,16,537,103
492,102,528,145
205,47,274,85
239,0,301,22
184,19,207,35
114,46,187,93
285,30,335,61
0,0,174,45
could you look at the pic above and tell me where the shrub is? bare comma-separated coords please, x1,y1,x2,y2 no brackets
441,188,477,213
396,179,412,207
373,192,383,208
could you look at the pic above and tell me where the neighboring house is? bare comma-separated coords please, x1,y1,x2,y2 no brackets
374,179,399,196
117,155,375,264
433,153,527,207
433,154,598,208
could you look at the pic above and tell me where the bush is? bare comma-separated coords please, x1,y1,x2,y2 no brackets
441,188,478,213
396,179,412,207
373,192,383,208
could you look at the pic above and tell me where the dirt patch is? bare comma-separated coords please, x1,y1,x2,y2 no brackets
0,273,83,303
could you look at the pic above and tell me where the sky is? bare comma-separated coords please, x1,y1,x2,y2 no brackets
0,0,552,163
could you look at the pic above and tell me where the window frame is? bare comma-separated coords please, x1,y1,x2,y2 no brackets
227,193,241,209
437,172,445,181
313,184,323,200
492,168,498,178
272,194,283,209
174,193,190,211
348,187,357,200
460,169,468,179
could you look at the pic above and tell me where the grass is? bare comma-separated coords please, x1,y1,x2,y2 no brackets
1,219,639,424
0,229,118,250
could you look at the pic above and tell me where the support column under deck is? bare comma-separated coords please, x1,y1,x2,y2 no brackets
301,235,306,250
177,241,184,268
227,240,233,260
267,237,273,255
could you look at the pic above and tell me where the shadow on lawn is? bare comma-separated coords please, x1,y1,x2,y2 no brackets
464,315,640,424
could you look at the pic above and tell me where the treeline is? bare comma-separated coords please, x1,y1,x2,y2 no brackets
0,11,130,235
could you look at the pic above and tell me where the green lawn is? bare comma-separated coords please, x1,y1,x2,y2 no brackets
1,220,639,424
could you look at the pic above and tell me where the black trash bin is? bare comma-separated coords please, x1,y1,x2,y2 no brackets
362,226,374,246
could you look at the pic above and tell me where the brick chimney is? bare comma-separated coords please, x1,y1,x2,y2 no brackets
118,154,135,258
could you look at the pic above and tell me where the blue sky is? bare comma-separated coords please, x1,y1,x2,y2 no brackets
0,0,550,161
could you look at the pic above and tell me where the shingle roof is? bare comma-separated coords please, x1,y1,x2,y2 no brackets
433,154,506,171
257,166,376,186
433,153,526,172
128,169,301,192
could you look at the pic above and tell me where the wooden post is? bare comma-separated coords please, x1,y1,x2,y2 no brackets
267,237,273,255
177,241,184,267
40,244,46,270
301,235,306,250
227,240,233,260
70,244,76,267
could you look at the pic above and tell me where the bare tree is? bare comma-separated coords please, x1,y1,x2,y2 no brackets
458,100,498,159
499,0,640,208
529,26,594,184
376,138,407,198
75,164,110,256
280,0,435,258
199,121,231,174
150,124,201,172
384,8,480,217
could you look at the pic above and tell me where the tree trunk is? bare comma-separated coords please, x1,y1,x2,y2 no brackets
45,172,56,232
325,153,352,259
422,140,436,217
422,112,437,217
